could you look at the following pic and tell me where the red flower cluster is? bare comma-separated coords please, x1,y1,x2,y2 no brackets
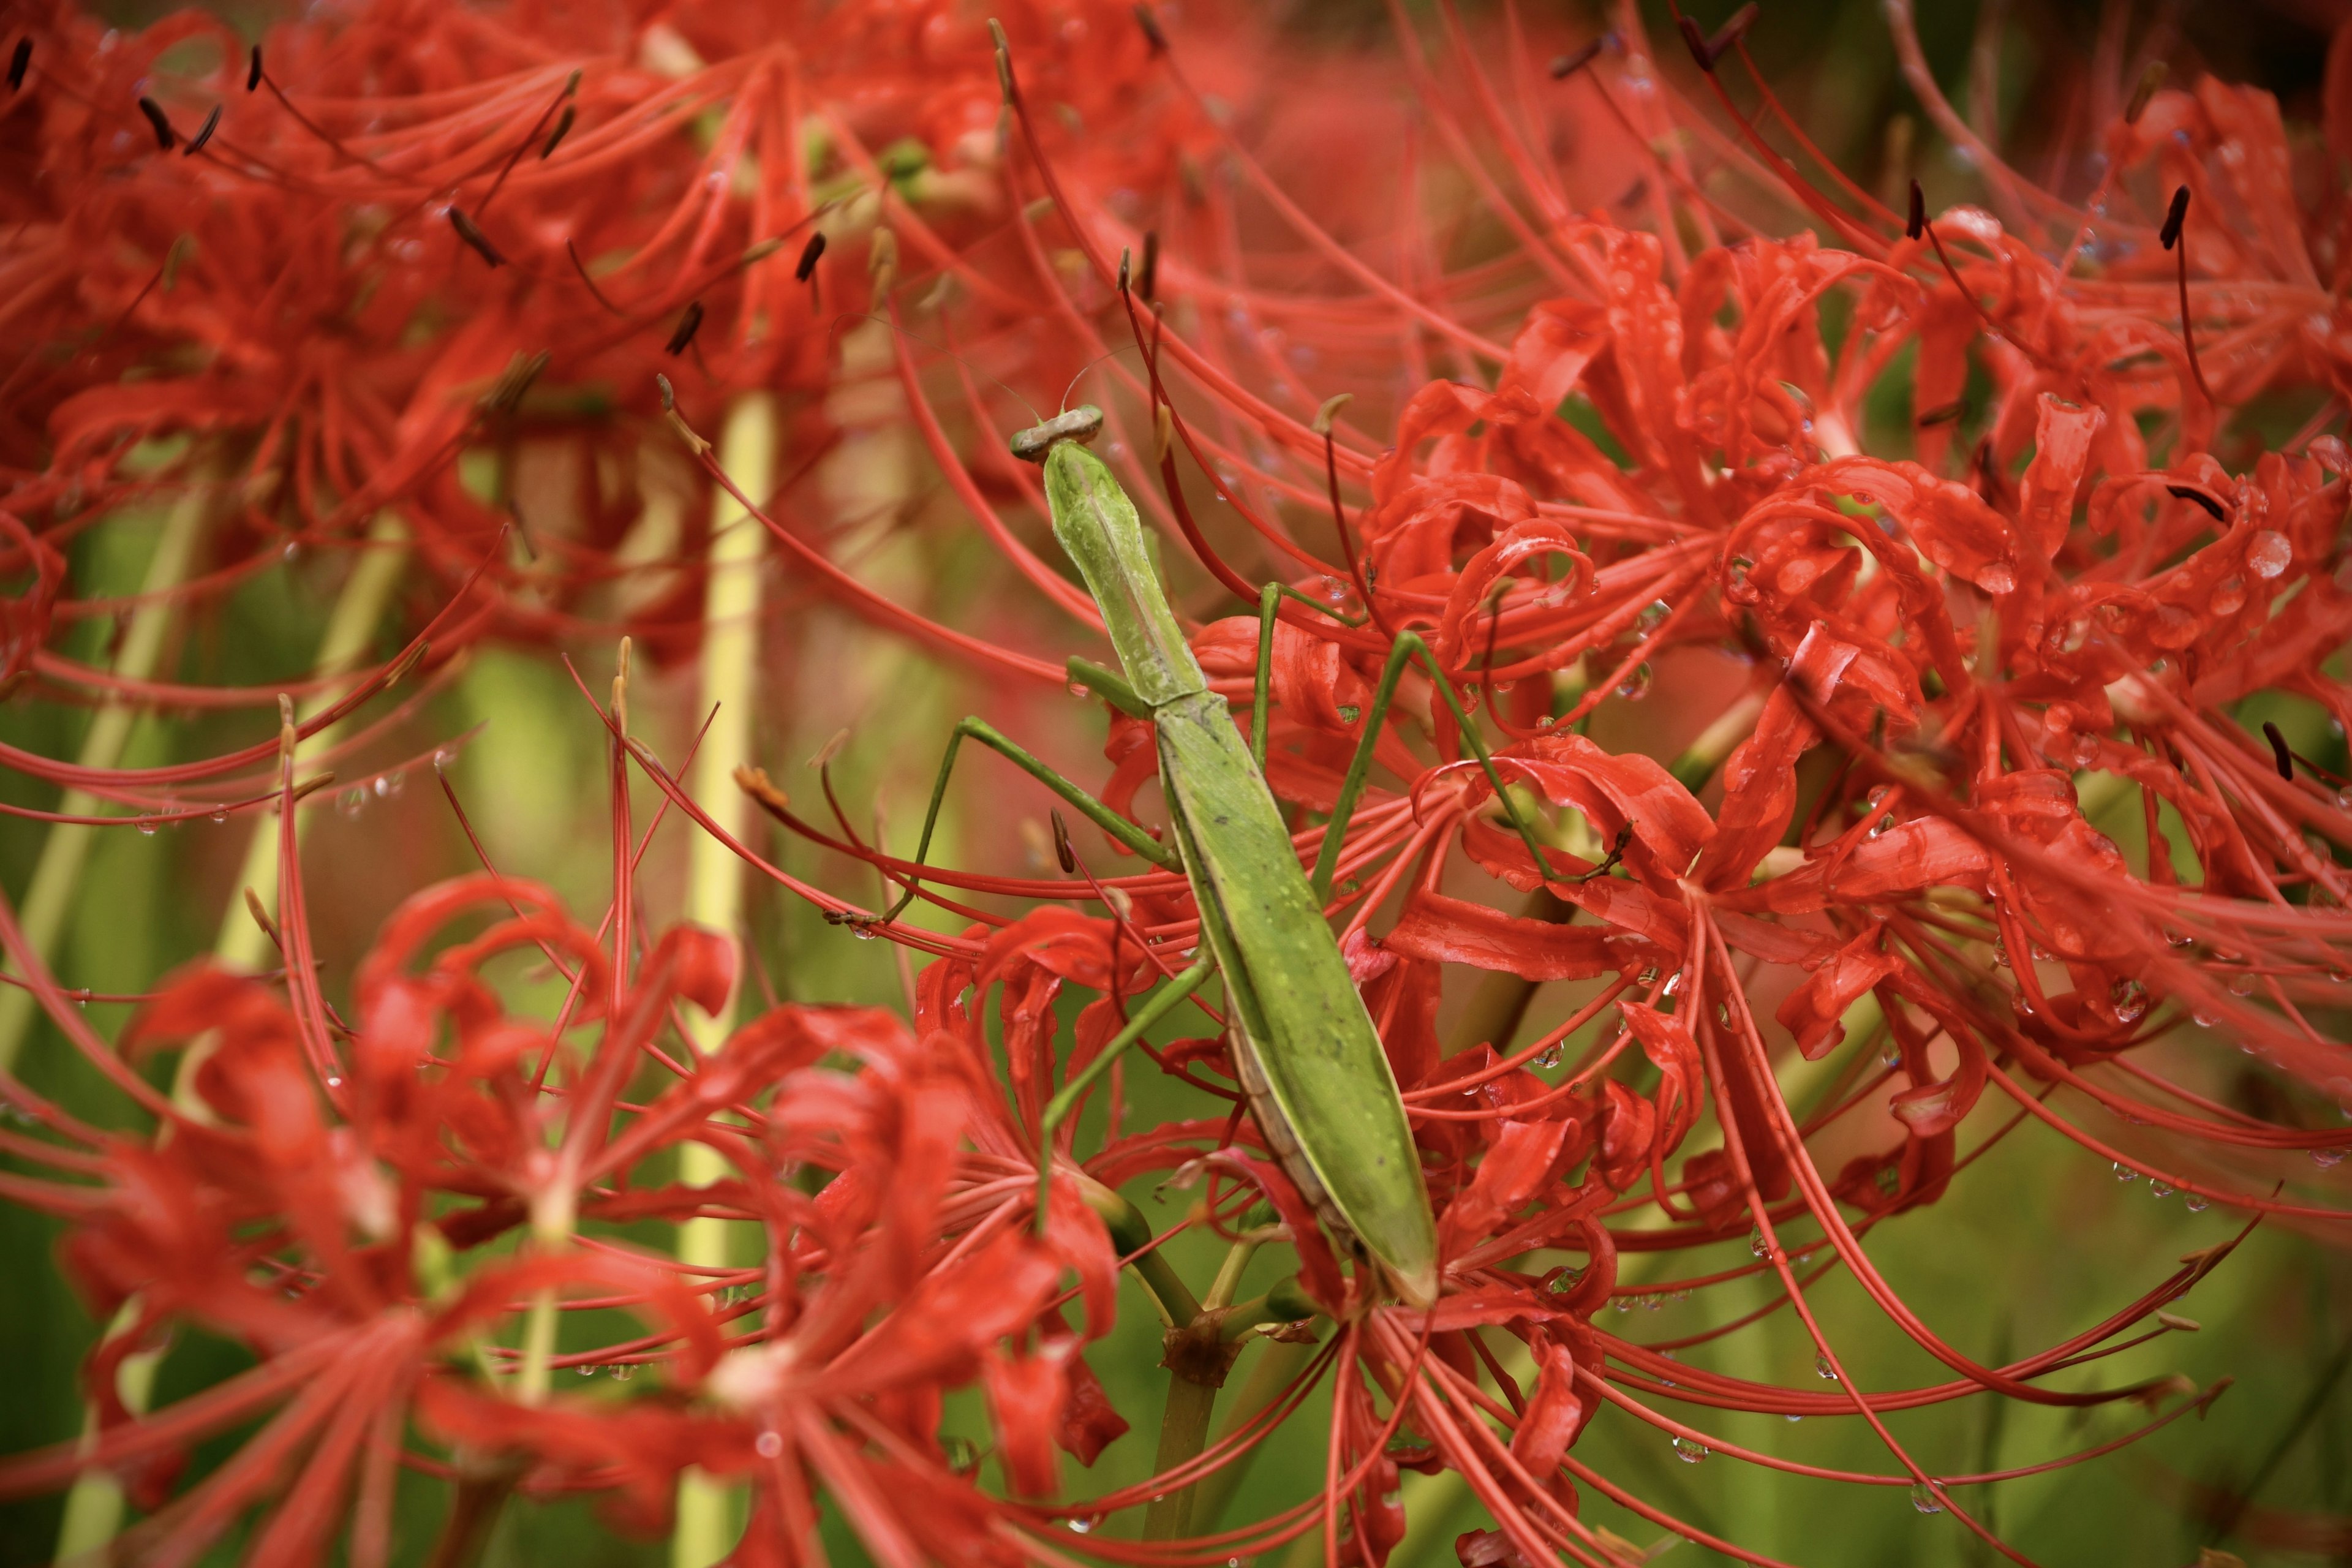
1,2,2348,1567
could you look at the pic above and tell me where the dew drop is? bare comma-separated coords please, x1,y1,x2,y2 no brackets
1068,1517,1098,1534
2110,978,2149,1025
1975,562,2018,595
613,1363,634,1381
1670,1436,1708,1464
755,1430,783,1459
2184,1193,2211,1212
2211,577,2246,616
1643,1294,1664,1311
850,925,875,941
1785,1413,1804,1423
1880,1039,1902,1067
2226,971,2255,997
2113,1162,2138,1182
1533,1045,1562,1069
1611,1296,1632,1313
2149,1180,2174,1198
2314,1147,2346,1169
377,769,406,799
210,809,227,824
1615,662,1654,702
338,787,368,820
2192,1011,2214,1028
1749,1227,1769,1258
1815,1354,1839,1381
578,1363,598,1377
1911,1482,1945,1515
1336,704,1361,724
137,819,157,836
325,1075,344,1088
2247,530,2291,579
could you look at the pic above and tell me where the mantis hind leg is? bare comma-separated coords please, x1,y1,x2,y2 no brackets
875,715,1178,925
1307,631,1564,902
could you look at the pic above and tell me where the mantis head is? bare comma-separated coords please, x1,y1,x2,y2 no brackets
1009,404,1106,463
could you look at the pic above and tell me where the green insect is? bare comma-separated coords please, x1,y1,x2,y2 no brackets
881,402,1560,1310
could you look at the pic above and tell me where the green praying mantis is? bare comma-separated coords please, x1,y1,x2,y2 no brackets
865,392,1589,1312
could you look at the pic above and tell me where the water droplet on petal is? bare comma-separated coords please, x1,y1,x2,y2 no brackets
578,1363,598,1376
2247,530,2291,579
1749,1227,1769,1258
2114,1162,2138,1182
2184,1193,2211,1212
338,788,368,820
755,1430,783,1458
1976,562,2017,595
2314,1147,2346,1169
1815,1354,1839,1381
613,1363,634,1381
1615,662,1654,702
137,819,157,836
1533,1045,1562,1069
1912,1482,1945,1515
2211,577,2245,616
1785,1412,1804,1423
1670,1436,1708,1464
2149,1180,2174,1198
2111,978,2149,1024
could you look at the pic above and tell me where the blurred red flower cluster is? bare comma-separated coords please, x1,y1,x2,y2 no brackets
1,1,2349,1566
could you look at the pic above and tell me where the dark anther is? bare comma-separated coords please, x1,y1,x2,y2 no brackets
1140,229,1159,303
666,301,704,356
2161,186,2189,252
1050,809,1077,873
184,104,221,156
656,372,679,413
246,45,262,92
1549,39,1603,79
794,231,826,282
1906,179,1926,241
448,207,504,268
540,104,574,159
7,39,29,92
2165,484,2226,522
1915,399,1964,427
137,96,176,150
1134,4,1167,54
2263,722,2296,782
1677,4,1755,72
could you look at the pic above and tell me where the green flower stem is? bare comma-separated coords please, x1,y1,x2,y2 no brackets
674,394,778,1568
0,475,214,1077
40,473,215,1567
213,510,410,974
55,505,410,1564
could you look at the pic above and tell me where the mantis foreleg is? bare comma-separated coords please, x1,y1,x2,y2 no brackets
1033,956,1216,1232
880,716,1180,924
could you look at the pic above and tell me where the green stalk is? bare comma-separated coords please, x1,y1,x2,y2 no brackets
674,394,778,1568
39,475,214,1567
213,510,410,973
55,507,409,1564
0,476,213,1076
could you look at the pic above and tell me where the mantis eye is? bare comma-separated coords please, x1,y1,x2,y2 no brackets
1009,404,1106,462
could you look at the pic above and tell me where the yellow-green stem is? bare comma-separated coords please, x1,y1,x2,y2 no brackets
0,477,213,1076
1142,1375,1220,1542
55,506,409,1562
1182,1336,1318,1534
43,475,215,1566
674,394,778,1568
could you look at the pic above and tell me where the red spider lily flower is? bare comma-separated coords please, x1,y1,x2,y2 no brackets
9,2,2352,1566
684,4,2352,1561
